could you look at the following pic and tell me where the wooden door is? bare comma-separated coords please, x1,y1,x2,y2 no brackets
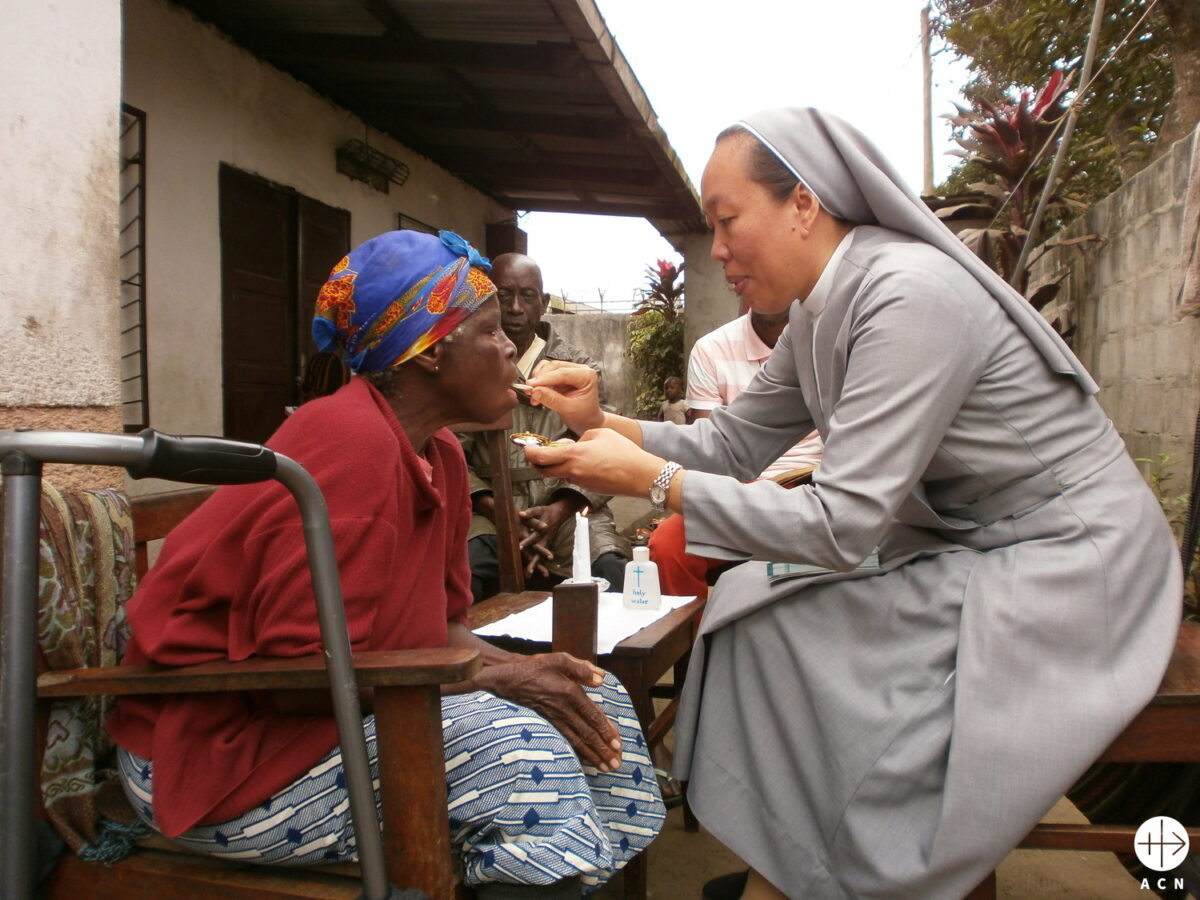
297,197,352,374
219,166,349,443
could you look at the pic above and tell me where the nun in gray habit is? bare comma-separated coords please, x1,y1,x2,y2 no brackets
524,108,1182,899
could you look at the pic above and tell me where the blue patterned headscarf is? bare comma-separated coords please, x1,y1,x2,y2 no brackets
312,230,495,374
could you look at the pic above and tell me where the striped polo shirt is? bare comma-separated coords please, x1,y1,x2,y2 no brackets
686,313,824,479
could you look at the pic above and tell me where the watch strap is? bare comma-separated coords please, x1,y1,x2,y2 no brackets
650,461,682,509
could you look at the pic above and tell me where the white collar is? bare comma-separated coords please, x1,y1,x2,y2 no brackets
800,228,856,318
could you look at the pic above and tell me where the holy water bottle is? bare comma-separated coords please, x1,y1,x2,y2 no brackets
622,545,662,610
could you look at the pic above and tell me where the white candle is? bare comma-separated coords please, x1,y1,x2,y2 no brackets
572,508,590,582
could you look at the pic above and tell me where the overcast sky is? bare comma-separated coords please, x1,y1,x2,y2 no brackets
522,0,972,313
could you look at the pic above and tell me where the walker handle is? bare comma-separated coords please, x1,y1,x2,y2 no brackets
127,429,277,484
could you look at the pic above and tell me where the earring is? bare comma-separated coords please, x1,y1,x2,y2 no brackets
433,365,440,374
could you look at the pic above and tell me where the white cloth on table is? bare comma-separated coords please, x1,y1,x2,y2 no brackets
472,592,695,655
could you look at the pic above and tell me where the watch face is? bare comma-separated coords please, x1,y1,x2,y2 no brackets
649,484,666,506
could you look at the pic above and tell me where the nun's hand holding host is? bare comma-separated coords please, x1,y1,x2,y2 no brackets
527,359,606,434
524,428,666,500
528,358,686,505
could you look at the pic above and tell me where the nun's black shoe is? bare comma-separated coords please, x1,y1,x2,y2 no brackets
701,869,749,900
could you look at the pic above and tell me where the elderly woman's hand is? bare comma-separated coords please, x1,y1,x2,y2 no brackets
471,653,623,772
527,360,605,434
525,428,664,498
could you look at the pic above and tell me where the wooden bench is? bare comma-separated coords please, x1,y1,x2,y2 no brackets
128,486,214,576
966,617,1200,898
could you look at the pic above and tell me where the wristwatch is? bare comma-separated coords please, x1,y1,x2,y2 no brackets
649,461,682,512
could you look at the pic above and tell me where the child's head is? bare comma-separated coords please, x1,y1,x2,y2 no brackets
663,376,684,402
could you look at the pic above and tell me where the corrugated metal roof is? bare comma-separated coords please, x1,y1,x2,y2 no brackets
173,0,705,235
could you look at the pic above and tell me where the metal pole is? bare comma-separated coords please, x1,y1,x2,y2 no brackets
922,4,935,195
1010,0,1107,285
1,451,44,900
274,457,389,900
0,430,392,899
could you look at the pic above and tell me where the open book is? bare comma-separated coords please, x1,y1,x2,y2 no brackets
766,552,880,585
769,463,818,490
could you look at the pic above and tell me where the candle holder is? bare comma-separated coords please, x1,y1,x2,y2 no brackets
560,576,609,592
552,579,600,663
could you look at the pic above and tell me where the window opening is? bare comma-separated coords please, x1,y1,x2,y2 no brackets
118,103,149,431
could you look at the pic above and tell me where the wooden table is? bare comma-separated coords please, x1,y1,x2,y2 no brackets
469,590,704,749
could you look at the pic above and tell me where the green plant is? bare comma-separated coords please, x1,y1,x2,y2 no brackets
1135,453,1190,538
637,259,685,322
939,70,1095,307
629,260,685,419
932,0,1198,185
1136,452,1199,608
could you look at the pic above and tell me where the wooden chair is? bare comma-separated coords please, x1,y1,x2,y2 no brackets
31,484,480,900
965,617,1200,899
455,422,531,597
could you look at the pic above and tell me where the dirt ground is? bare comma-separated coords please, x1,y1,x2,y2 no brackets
594,797,1146,899
623,797,1150,898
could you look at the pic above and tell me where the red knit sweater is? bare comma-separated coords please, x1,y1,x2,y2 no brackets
107,378,472,837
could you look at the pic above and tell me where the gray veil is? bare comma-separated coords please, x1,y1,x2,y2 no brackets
739,107,1098,394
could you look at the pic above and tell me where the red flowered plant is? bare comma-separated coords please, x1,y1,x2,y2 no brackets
939,70,1095,310
629,258,685,418
636,259,685,323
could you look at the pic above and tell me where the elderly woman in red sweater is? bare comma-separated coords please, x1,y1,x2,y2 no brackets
107,230,664,899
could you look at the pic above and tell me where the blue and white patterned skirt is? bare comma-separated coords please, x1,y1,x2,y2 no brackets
117,674,665,889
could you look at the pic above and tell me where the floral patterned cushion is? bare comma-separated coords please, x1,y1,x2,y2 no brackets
37,483,141,856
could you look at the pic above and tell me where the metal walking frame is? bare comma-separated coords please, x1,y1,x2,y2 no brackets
0,429,401,900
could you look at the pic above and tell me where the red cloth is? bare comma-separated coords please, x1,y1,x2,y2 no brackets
647,513,717,601
107,378,472,837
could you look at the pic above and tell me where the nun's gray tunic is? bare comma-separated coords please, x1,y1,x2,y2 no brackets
641,226,1181,899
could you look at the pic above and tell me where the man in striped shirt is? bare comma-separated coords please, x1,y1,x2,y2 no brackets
649,308,823,599
685,309,823,475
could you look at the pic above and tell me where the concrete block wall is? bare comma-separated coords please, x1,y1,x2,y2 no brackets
680,231,738,359
546,312,638,418
1032,128,1200,480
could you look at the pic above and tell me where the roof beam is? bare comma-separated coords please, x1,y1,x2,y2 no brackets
433,159,663,189
358,0,556,169
503,197,681,218
544,0,703,226
174,0,705,231
320,96,631,144
251,33,584,80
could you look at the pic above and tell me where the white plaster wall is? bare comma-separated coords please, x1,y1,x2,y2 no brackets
0,1,122,406
122,0,512,436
